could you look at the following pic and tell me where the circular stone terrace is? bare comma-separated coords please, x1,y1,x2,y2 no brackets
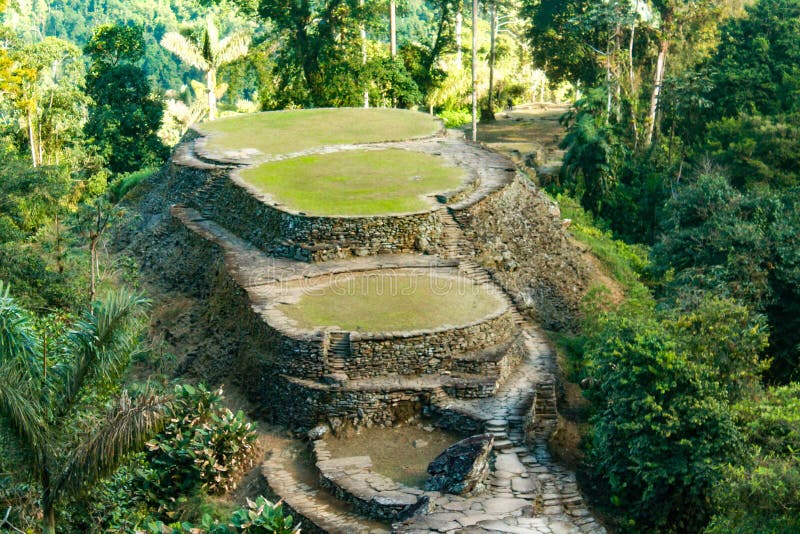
273,269,507,333
179,108,515,262
238,263,520,383
193,108,471,216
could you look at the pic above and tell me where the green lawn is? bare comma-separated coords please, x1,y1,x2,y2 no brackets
240,149,465,216
197,108,441,156
279,273,504,332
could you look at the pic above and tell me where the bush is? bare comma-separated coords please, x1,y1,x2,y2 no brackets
437,109,471,128
230,496,300,534
109,167,156,202
582,298,745,532
145,384,258,502
707,384,800,532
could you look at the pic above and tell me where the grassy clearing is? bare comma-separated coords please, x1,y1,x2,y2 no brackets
198,108,441,156
279,273,504,332
240,149,465,216
555,193,649,292
325,425,463,487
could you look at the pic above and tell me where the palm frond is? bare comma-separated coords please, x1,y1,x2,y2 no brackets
54,388,171,500
0,281,41,381
161,32,209,70
0,360,46,454
214,30,251,67
52,290,150,421
206,16,220,59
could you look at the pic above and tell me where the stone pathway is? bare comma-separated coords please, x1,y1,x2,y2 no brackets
261,440,390,534
392,325,603,534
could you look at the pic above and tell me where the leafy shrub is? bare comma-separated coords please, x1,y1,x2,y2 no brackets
582,297,745,532
145,384,258,501
707,384,800,532
109,167,156,202
437,109,471,128
230,497,300,534
143,497,300,534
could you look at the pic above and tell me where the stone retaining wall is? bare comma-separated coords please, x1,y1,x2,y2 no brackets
312,441,431,522
454,176,592,331
190,167,446,262
336,311,515,378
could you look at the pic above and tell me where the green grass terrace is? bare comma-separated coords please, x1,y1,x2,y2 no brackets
277,272,506,332
239,149,466,216
195,108,442,157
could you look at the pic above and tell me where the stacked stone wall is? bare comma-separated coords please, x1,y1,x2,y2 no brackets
193,174,445,262
343,311,515,378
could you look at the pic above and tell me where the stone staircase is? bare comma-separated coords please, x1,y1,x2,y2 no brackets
441,210,526,327
326,331,351,381
528,381,558,442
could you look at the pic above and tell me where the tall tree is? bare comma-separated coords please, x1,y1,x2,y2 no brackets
161,17,251,121
84,24,167,173
0,284,170,534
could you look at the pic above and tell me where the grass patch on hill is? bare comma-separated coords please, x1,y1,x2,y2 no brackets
240,149,465,216
198,108,441,156
555,193,649,292
279,273,504,332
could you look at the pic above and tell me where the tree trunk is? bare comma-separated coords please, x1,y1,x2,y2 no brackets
455,9,463,65
645,38,668,147
28,108,38,168
471,0,478,142
207,68,217,121
361,0,369,108
487,0,496,118
389,0,397,58
629,2,639,147
89,238,97,303
42,468,56,534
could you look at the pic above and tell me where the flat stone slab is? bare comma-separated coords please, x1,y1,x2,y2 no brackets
482,497,530,515
495,453,526,474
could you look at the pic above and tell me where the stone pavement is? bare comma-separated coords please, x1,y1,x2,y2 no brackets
392,326,604,534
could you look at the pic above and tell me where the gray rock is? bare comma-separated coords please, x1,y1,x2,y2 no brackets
308,424,330,441
424,434,494,496
413,439,429,449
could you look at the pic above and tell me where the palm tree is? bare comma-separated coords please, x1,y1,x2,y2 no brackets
0,283,170,534
161,17,251,121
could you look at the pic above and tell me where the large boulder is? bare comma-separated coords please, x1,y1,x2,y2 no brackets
424,433,494,496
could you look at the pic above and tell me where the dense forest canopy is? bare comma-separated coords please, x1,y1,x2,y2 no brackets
1,0,799,532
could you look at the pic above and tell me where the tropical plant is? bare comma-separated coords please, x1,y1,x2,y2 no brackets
582,295,745,532
559,88,627,213
0,283,170,534
161,17,251,121
144,384,257,502
230,496,300,533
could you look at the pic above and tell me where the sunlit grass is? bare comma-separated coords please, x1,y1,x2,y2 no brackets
198,108,441,156
240,149,465,216
279,273,504,332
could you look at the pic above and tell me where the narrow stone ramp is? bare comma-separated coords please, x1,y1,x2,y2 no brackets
262,443,390,534
171,205,458,291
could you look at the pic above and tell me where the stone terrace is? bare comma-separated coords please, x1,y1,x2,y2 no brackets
160,110,604,533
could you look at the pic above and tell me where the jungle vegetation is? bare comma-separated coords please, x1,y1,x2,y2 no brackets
1,0,799,531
